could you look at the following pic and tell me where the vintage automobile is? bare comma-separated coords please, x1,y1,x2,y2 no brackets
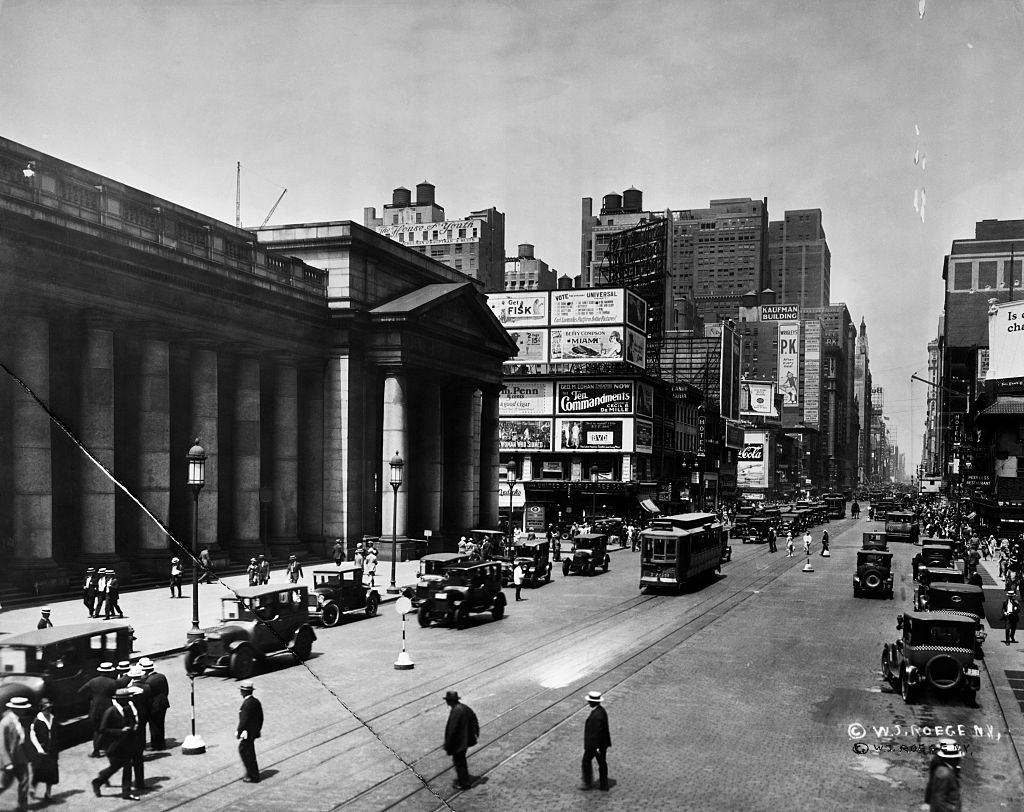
502,539,552,588
417,561,506,628
412,552,475,607
853,550,894,598
742,515,776,544
184,584,317,679
913,567,966,611
593,518,625,546
0,622,134,732
731,511,753,538
308,565,381,626
862,530,888,551
882,611,982,704
884,510,920,544
919,582,987,655
563,532,611,576
912,544,956,580
467,528,507,558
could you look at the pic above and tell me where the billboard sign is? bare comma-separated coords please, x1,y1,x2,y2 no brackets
505,328,548,365
778,322,800,407
550,327,625,362
635,420,653,454
761,304,800,321
636,382,654,416
550,289,624,325
987,300,1024,380
626,291,647,331
720,321,741,420
556,381,633,414
741,381,778,417
555,418,634,453
486,292,549,327
498,481,526,508
499,419,552,451
803,321,821,424
625,328,646,368
737,430,769,490
500,381,553,416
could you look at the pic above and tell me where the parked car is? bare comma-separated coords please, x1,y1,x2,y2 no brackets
308,565,381,626
467,528,507,559
919,581,987,655
184,584,317,679
417,561,506,629
502,539,552,587
853,550,894,598
563,532,611,576
412,552,475,607
914,567,966,611
862,531,888,551
912,544,956,580
0,622,134,733
593,518,625,546
882,611,981,704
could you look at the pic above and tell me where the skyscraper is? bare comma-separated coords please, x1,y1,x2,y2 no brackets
768,209,831,309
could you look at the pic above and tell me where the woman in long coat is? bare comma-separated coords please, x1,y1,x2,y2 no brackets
29,698,59,801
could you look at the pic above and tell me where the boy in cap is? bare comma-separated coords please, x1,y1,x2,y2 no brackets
925,738,962,811
0,696,31,811
236,681,263,783
580,690,611,791
37,608,53,630
443,690,478,791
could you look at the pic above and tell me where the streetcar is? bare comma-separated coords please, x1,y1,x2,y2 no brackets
639,512,728,593
823,494,846,519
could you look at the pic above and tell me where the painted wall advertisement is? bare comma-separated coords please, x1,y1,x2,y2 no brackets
556,381,633,414
737,430,769,490
549,327,625,362
626,291,647,331
803,321,821,425
987,300,1024,380
741,381,778,417
506,328,548,365
635,420,653,454
500,381,553,416
550,289,624,325
778,322,800,407
499,419,552,451
486,292,549,327
555,418,635,452
625,328,646,368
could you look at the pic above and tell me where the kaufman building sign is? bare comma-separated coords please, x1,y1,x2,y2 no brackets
778,322,800,407
557,381,633,414
761,304,800,321
500,381,554,416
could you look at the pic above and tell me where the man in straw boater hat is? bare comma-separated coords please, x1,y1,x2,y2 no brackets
925,737,963,811
92,685,143,801
0,696,32,811
580,690,611,791
442,690,478,791
79,662,118,757
139,657,170,751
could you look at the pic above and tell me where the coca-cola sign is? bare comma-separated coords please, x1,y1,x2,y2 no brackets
738,444,764,461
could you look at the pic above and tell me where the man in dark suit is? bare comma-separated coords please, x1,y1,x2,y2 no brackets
581,690,611,791
139,658,170,750
91,687,141,801
443,690,478,790
79,661,117,757
237,681,263,783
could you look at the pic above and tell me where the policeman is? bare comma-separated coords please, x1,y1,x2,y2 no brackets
37,607,53,629
236,681,263,783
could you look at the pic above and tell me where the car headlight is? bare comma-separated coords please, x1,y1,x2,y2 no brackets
317,594,325,605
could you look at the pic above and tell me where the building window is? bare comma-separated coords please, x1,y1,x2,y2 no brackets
953,262,972,290
1006,259,1023,289
458,228,466,238
978,261,997,289
415,213,422,224
392,214,399,225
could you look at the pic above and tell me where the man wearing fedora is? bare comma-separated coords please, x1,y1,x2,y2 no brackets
237,681,263,783
0,696,31,812
581,690,611,791
92,686,142,801
443,691,478,791
925,737,963,811
79,662,118,758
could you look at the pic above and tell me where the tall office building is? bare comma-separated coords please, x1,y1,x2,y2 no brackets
853,318,873,488
365,182,505,291
768,209,831,309
504,243,557,291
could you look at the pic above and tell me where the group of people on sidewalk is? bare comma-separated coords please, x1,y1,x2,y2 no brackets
79,568,125,620
0,696,58,811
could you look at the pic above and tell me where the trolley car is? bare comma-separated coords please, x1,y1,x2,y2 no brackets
823,494,846,519
639,512,728,593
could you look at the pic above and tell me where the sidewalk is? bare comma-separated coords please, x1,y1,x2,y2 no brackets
0,558,425,659
975,559,1024,727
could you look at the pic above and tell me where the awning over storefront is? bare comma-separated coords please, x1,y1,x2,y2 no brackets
640,498,662,515
979,396,1024,417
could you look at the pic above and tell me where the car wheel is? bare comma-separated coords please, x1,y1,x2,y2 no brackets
454,604,469,630
603,557,609,573
900,672,915,704
880,647,892,681
322,602,341,627
492,599,505,621
291,627,314,661
545,566,551,584
418,601,433,628
854,587,861,598
230,648,256,680
365,593,380,617
562,560,571,577
184,647,206,676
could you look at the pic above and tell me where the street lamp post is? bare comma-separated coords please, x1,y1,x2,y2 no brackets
590,464,599,521
388,451,404,595
506,461,517,557
186,439,206,644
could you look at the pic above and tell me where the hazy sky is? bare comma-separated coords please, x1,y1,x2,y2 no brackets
3,0,1024,473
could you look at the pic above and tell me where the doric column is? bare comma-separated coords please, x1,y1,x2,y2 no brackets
79,316,116,559
299,365,324,547
271,360,299,548
414,375,443,531
445,385,476,530
479,386,501,529
11,310,54,563
382,371,408,538
190,343,220,551
137,334,171,555
232,354,261,554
